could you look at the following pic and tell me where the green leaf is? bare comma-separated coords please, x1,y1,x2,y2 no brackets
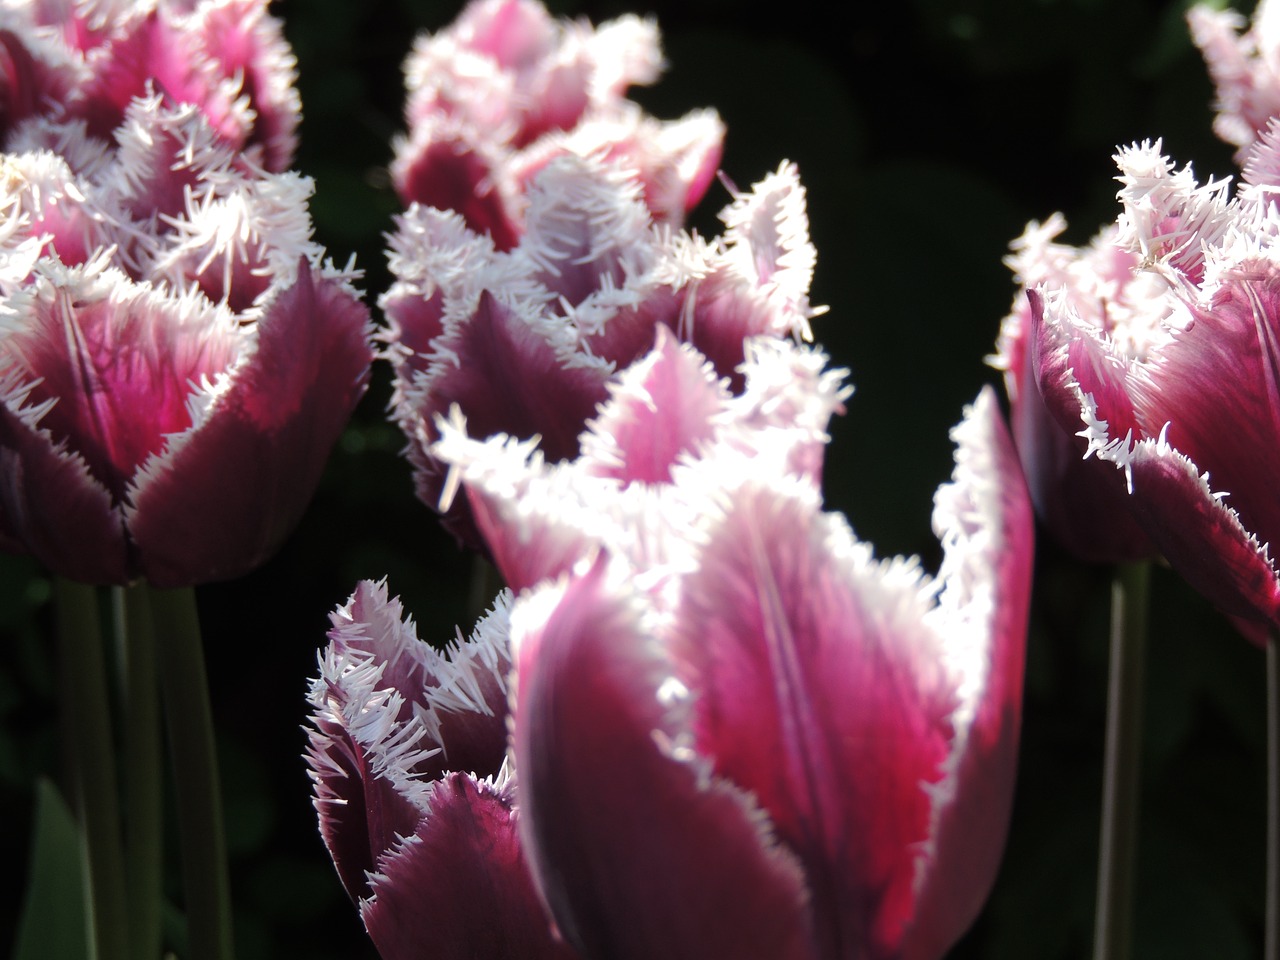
13,783,88,960
12,778,88,960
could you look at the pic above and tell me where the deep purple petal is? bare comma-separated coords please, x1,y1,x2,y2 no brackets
128,261,371,586
1124,437,1280,625
0,386,129,583
512,556,816,960
362,774,577,960
426,290,607,464
669,477,957,960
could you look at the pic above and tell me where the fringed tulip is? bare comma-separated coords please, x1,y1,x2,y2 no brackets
383,153,821,547
433,333,1034,960
305,581,577,960
0,94,372,586
1032,137,1280,627
390,0,723,249
992,214,1155,562
0,0,299,170
1190,0,1280,164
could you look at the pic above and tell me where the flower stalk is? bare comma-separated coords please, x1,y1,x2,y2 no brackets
153,586,235,960
54,578,129,960
112,585,163,960
1092,561,1150,960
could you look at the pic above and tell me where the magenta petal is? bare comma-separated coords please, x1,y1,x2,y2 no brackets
128,262,371,586
1135,272,1280,555
580,325,725,484
901,387,1034,960
1124,437,1280,625
361,773,575,960
513,557,815,960
0,391,129,583
669,479,957,960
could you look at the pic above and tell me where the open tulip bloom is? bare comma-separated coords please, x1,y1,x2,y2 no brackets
382,151,820,548
0,94,372,586
390,0,723,250
1031,135,1280,629
309,323,1034,960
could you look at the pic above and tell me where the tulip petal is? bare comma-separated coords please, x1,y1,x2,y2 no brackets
902,386,1034,960
361,772,575,960
0,376,129,583
511,555,815,960
306,580,514,901
1119,434,1280,625
579,325,726,485
127,260,371,586
669,470,956,960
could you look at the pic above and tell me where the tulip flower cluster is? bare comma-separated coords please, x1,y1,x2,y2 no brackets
0,0,373,586
302,2,1040,958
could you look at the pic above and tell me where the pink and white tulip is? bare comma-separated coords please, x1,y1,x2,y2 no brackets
0,0,299,169
0,88,370,586
1190,0,1280,164
433,332,1034,960
992,214,1155,562
1032,137,1280,626
383,153,821,547
390,0,723,250
306,581,576,960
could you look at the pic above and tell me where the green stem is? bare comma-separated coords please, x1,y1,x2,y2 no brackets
1267,637,1279,960
1091,561,1150,960
152,586,234,960
112,585,162,960
54,578,129,960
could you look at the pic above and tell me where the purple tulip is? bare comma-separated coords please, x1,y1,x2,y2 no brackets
992,214,1155,562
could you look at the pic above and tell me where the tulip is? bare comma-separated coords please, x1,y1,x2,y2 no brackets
383,152,821,547
1031,137,1280,628
390,0,723,249
0,0,299,170
305,580,577,960
434,327,1033,958
992,214,1155,562
1189,0,1280,164
0,97,372,587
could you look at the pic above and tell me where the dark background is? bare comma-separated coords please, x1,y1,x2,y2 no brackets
1,0,1270,957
